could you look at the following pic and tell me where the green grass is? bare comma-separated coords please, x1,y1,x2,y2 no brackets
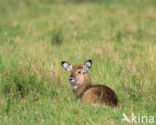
0,0,156,124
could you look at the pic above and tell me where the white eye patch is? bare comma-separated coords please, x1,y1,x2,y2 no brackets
76,69,81,74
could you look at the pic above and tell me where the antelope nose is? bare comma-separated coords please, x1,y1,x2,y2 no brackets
69,77,74,83
69,77,73,81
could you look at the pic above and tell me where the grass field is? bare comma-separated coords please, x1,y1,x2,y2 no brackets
0,0,156,124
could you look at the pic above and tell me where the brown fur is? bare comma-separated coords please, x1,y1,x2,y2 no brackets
81,85,118,106
62,61,119,107
72,66,118,106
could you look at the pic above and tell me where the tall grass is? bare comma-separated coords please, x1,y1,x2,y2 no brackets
0,0,156,124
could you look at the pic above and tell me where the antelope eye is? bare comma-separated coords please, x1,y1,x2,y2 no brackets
77,70,81,74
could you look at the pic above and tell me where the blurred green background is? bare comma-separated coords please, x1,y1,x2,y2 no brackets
0,0,156,124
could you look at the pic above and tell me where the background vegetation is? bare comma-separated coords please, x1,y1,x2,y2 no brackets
0,0,156,124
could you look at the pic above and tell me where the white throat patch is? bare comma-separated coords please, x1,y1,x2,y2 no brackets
72,85,78,89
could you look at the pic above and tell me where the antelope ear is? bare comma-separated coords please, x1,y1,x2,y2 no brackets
61,61,72,71
83,59,92,72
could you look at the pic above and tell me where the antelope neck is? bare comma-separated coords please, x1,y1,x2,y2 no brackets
73,82,92,98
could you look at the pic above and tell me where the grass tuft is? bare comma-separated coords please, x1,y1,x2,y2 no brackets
50,27,64,46
1,69,47,98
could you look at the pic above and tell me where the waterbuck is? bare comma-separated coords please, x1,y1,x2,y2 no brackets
61,59,118,106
